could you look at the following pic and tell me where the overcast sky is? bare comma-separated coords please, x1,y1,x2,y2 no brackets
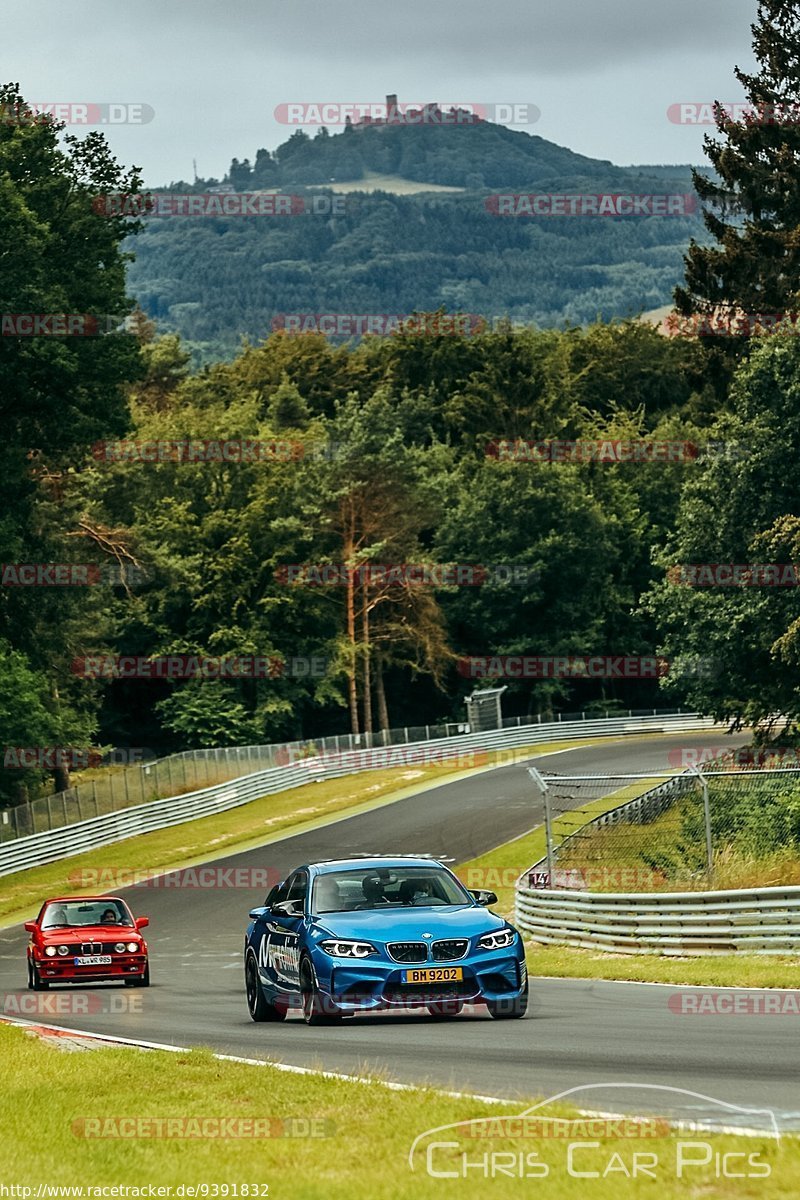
2,0,759,184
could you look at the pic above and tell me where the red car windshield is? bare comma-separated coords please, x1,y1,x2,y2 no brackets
40,900,133,929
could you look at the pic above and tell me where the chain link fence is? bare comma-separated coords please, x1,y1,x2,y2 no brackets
528,761,800,892
0,707,690,846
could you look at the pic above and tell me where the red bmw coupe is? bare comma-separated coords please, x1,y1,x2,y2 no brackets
25,896,150,989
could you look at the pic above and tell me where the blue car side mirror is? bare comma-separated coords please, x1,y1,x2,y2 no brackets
470,889,498,906
248,906,268,920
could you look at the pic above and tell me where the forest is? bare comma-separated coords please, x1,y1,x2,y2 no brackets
128,117,706,362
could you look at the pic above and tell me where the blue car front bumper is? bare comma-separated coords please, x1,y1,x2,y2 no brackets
311,946,526,1012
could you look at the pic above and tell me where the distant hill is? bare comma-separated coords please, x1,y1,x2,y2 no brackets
230,118,628,190
128,118,708,362
210,117,703,193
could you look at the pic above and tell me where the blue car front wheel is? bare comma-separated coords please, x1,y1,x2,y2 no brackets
300,956,343,1026
486,981,528,1020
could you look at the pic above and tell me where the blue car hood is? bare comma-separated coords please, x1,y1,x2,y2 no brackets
311,905,507,940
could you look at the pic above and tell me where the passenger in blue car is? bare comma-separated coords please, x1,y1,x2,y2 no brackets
399,878,433,905
359,876,391,908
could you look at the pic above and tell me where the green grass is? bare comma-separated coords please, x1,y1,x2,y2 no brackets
525,943,800,988
0,737,619,929
2,1023,796,1198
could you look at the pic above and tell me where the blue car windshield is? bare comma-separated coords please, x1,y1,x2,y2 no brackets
312,866,471,913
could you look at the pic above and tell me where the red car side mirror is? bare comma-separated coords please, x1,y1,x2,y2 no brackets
23,922,37,934
135,917,149,930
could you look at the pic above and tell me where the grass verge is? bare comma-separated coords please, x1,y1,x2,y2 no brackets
524,944,800,989
2,1023,794,1199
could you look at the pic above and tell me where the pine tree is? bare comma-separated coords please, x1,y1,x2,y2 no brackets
675,1,800,319
268,374,310,429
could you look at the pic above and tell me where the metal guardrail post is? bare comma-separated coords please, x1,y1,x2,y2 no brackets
701,767,713,886
687,763,713,885
528,767,554,884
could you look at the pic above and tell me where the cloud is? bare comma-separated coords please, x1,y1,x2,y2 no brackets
0,0,759,178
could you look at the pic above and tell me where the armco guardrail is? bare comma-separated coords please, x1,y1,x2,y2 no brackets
0,712,717,878
0,706,700,844
514,883,800,955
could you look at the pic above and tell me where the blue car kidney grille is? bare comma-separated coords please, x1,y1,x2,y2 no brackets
432,939,468,961
387,942,428,963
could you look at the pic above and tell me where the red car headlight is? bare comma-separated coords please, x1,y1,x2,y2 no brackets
126,942,139,953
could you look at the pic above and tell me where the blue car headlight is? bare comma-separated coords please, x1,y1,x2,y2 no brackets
319,939,378,959
478,927,517,951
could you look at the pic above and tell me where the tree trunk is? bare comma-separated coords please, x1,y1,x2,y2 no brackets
51,683,70,793
345,519,359,735
362,587,372,745
374,656,390,732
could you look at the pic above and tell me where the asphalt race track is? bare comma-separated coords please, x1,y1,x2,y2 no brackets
4,731,798,1132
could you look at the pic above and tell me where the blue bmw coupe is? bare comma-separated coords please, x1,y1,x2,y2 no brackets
244,856,528,1025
